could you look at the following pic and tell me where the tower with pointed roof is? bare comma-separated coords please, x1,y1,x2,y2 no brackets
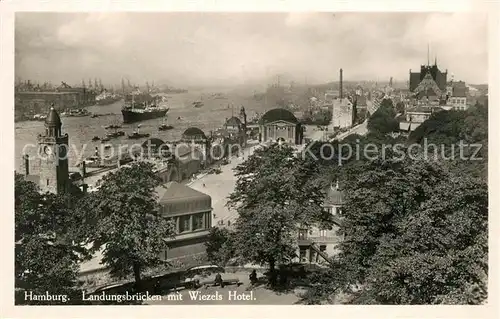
36,105,69,194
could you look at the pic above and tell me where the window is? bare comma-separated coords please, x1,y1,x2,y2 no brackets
298,229,308,240
192,213,204,230
319,230,327,237
299,248,307,262
46,179,49,186
204,212,211,229
179,215,191,233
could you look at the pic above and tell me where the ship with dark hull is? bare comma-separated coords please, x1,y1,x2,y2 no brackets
122,107,169,123
121,91,169,124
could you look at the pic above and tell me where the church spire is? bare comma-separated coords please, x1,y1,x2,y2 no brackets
434,55,437,66
427,43,430,66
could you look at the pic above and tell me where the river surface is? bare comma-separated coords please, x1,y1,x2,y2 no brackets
15,91,267,170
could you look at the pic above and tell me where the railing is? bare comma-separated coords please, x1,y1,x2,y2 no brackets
310,242,334,265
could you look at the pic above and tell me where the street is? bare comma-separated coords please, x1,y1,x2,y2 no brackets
144,271,300,305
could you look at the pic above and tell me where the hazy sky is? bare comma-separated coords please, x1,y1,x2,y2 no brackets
15,12,488,87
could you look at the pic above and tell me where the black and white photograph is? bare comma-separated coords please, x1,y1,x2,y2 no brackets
2,1,497,315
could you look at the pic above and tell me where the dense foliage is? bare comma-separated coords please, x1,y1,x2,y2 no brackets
337,156,487,304
228,143,330,285
409,101,488,179
81,162,176,291
301,101,488,304
205,227,236,266
15,173,89,305
302,109,332,126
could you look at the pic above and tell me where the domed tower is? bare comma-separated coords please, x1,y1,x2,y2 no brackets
37,106,69,194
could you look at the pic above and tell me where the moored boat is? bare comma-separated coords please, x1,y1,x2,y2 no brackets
61,108,90,117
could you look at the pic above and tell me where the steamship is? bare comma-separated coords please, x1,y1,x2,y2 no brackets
121,91,169,124
96,90,122,105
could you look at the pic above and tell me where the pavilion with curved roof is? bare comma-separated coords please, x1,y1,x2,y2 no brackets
258,108,303,145
182,127,207,141
224,116,242,130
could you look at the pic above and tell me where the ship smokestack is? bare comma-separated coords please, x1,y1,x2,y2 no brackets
23,154,29,176
340,68,343,100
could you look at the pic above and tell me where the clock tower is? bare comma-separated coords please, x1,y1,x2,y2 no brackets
37,106,70,194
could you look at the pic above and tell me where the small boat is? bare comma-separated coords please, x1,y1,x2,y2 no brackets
193,101,203,108
91,136,100,141
127,124,149,139
128,131,150,139
159,124,174,131
91,114,99,118
159,115,173,131
104,145,112,149
105,124,122,129
101,137,110,142
105,131,125,139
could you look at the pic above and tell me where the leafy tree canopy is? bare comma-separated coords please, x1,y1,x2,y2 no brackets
307,150,488,304
82,162,176,290
15,173,89,305
228,144,329,282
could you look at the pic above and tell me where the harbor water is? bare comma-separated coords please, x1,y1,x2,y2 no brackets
15,91,267,171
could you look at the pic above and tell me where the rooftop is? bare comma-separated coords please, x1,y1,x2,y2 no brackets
260,108,299,125
225,116,242,127
324,182,344,206
182,127,207,139
45,107,62,126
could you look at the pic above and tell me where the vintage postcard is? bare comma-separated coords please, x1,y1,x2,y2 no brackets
1,0,498,318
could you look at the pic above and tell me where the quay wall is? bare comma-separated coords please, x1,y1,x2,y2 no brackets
15,89,97,114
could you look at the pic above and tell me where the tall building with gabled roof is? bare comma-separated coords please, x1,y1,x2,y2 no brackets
409,59,448,96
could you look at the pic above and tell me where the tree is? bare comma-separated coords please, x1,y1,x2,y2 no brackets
228,144,329,285
15,173,89,305
205,227,236,266
83,162,176,291
395,101,405,114
310,153,487,304
409,105,488,179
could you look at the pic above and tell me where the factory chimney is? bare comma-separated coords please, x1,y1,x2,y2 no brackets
339,68,343,100
23,154,30,176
